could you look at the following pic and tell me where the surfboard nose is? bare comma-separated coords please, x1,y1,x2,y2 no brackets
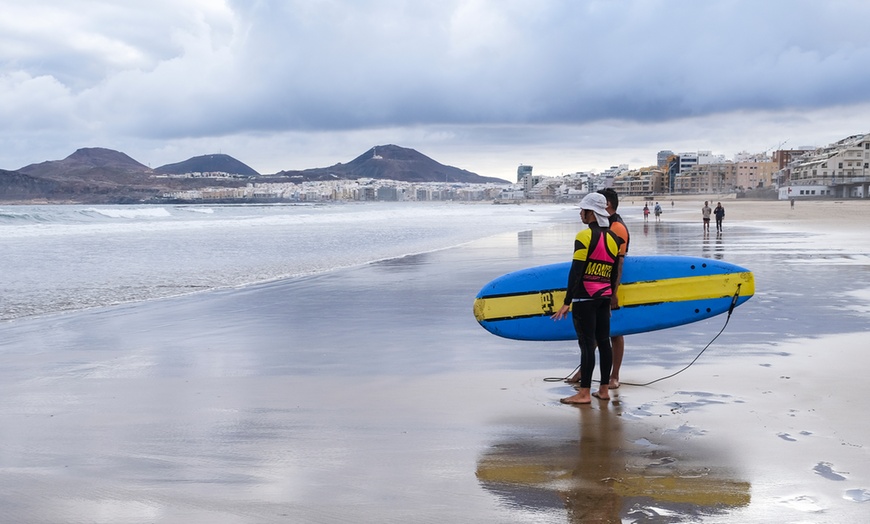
473,298,486,322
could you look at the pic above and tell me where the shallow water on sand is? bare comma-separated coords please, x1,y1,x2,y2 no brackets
1,205,869,522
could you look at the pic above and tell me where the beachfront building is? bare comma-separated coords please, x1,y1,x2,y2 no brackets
600,164,630,179
658,154,680,193
525,174,581,199
595,164,629,193
784,133,870,199
673,162,737,194
679,152,699,173
772,148,816,187
612,167,667,196
521,173,544,196
735,156,777,190
665,150,730,194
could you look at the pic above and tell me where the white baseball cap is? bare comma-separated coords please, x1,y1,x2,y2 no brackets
579,192,610,227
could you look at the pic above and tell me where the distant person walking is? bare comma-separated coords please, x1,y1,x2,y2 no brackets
790,198,795,209
654,202,662,222
714,202,725,232
643,203,650,222
701,201,712,232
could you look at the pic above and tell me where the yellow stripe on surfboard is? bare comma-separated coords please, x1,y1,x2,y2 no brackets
473,271,754,322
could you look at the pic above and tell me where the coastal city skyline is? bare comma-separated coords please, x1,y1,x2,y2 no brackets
3,1,870,179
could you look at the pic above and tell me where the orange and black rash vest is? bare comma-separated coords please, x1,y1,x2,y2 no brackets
563,222,623,305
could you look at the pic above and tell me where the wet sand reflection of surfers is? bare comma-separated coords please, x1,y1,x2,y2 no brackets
475,397,751,521
475,403,626,523
562,402,623,522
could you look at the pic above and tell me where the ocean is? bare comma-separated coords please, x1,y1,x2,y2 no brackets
0,202,573,321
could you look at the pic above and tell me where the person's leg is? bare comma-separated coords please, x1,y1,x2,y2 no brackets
593,299,612,400
561,302,597,404
609,335,624,388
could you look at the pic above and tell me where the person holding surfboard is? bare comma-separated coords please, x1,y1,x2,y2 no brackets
551,192,624,405
564,188,630,389
599,189,630,390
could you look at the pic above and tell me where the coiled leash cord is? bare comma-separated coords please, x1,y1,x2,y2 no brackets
545,284,742,387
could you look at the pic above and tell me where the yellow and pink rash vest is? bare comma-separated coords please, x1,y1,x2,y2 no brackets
563,222,623,304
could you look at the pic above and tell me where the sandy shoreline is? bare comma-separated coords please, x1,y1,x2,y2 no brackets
1,201,869,522
633,196,870,226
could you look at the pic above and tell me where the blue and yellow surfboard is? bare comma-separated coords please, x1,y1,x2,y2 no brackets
473,256,754,341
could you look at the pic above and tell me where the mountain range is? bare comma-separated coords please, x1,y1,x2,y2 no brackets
0,145,507,203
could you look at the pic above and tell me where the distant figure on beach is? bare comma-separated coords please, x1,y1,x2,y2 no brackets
702,201,712,232
671,200,674,207
551,193,623,405
643,203,650,221
790,198,795,209
714,202,725,232
654,202,662,222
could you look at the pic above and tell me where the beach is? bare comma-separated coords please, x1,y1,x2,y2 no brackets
1,199,869,523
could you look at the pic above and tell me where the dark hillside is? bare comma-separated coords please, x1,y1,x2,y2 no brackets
18,147,152,181
272,145,507,183
0,169,62,200
155,154,260,176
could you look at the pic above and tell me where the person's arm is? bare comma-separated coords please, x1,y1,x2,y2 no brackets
609,223,628,309
610,256,623,309
552,233,588,320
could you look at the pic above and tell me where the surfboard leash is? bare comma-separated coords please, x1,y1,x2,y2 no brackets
622,283,742,387
543,365,581,383
546,284,743,387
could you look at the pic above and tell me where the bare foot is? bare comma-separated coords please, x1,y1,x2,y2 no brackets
560,389,591,405
565,370,582,384
591,390,611,401
608,379,620,390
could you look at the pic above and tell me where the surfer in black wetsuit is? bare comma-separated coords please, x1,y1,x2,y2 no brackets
551,193,623,405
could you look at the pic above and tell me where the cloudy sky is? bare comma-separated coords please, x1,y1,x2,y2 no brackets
2,0,869,180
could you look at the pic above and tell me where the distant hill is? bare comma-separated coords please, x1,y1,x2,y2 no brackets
271,144,507,183
1,144,506,203
8,148,248,203
155,154,260,176
18,147,152,181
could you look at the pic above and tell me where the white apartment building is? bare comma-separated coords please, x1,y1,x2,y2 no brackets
781,133,870,199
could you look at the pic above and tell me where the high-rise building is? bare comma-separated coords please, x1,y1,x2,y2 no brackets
657,150,674,168
517,164,533,182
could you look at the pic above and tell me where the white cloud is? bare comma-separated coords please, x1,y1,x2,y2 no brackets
1,0,870,176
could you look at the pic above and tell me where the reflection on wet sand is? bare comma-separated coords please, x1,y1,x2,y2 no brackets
518,230,534,258
702,231,725,260
476,401,750,522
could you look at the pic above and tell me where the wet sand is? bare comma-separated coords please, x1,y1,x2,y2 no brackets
1,199,869,522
